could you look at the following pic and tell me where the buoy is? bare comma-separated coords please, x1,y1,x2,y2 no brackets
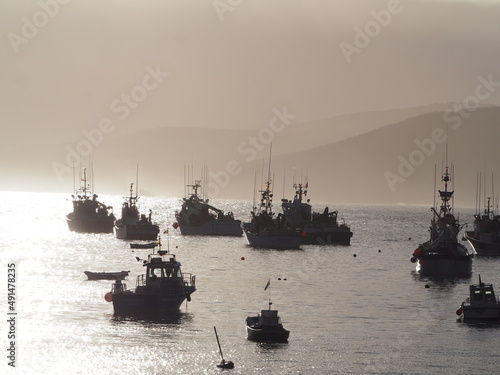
353,254,357,257
425,284,430,289
104,292,113,302
410,256,417,263
241,257,245,260
456,307,463,316
278,278,281,280
414,247,422,256
378,249,381,253
172,222,179,229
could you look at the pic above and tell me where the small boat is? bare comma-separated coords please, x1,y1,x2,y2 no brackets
281,182,353,245
456,275,500,321
106,248,196,318
66,167,115,233
410,165,473,276
246,302,290,343
246,279,289,343
174,180,242,236
84,270,129,280
114,182,160,241
130,242,158,249
465,197,500,255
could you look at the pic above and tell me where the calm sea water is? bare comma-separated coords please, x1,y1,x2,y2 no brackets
1,191,500,375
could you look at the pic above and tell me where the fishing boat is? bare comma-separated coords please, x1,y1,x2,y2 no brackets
174,180,242,236
106,248,196,318
84,270,129,280
410,165,473,276
281,182,353,245
66,167,115,233
465,197,500,255
456,275,500,321
114,183,160,240
242,178,302,249
245,280,289,343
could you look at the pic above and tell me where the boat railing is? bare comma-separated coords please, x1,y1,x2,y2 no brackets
111,280,127,293
136,273,196,289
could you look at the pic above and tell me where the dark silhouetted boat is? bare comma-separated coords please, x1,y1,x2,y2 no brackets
114,183,160,240
281,182,352,245
246,281,289,343
465,197,500,255
66,168,115,233
174,181,242,236
84,270,129,280
456,275,500,321
106,248,196,318
410,165,473,276
242,178,302,249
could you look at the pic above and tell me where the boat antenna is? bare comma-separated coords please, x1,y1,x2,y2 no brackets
282,166,286,200
265,278,271,310
213,326,234,369
72,161,76,194
136,164,139,197
492,172,495,216
252,171,257,214
433,164,437,211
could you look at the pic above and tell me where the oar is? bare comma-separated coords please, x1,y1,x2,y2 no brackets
214,326,234,369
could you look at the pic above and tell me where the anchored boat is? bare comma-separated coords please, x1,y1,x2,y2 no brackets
465,197,500,255
281,182,352,245
242,178,302,249
174,180,242,236
410,165,473,276
106,249,196,318
114,183,159,241
457,275,500,321
66,167,115,233
84,270,129,280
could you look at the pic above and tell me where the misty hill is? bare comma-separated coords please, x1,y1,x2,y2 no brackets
2,105,499,208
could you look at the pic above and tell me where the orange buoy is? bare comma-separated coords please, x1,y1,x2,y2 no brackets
414,247,422,256
456,307,463,316
104,292,113,302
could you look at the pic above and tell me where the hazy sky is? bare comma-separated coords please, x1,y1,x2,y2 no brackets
2,0,500,148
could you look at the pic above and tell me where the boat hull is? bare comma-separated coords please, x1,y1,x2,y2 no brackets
112,289,194,318
115,224,159,240
465,231,500,256
84,271,128,280
301,226,353,245
178,220,243,236
243,230,302,249
245,317,289,343
462,305,500,321
66,215,114,233
416,254,473,276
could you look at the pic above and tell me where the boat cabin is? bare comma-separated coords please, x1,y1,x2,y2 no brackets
469,281,497,306
258,310,281,327
135,252,188,292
